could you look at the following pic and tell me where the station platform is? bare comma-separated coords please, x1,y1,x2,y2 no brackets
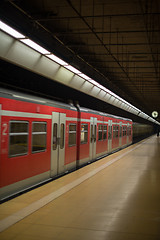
0,135,160,240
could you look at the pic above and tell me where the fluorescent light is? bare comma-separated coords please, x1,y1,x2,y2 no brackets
78,73,91,80
21,39,50,54
46,54,68,65
0,20,25,39
64,65,81,74
87,79,104,89
88,79,97,85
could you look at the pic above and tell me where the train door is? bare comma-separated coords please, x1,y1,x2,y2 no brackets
108,120,112,152
89,117,97,160
51,112,66,177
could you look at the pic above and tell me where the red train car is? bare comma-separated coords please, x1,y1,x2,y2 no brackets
0,88,132,201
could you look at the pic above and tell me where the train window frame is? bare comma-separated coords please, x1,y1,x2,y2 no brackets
68,123,77,147
94,125,97,142
60,123,65,149
113,125,119,138
127,126,132,136
116,125,119,138
81,123,88,144
108,125,112,140
103,125,107,140
119,126,122,137
53,123,58,150
32,121,47,153
9,120,29,158
123,126,127,136
98,124,103,141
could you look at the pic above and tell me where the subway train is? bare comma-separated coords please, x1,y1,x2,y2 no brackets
132,122,153,139
0,88,153,201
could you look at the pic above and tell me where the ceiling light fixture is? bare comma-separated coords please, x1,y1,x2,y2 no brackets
46,54,67,65
64,65,81,74
0,20,25,39
21,39,50,55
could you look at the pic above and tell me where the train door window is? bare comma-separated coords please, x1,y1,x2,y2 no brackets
60,123,65,149
123,126,125,136
103,125,107,140
123,126,127,136
108,126,112,139
32,122,47,153
81,124,88,144
125,126,127,136
113,125,116,138
90,125,93,142
94,125,97,142
116,126,119,137
128,126,131,136
69,124,76,146
113,125,119,138
98,125,103,141
9,121,29,157
120,126,122,137
53,123,57,150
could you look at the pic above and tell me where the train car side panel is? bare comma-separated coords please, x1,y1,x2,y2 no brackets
0,115,51,188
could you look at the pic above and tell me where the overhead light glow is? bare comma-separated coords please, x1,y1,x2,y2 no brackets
0,20,25,39
64,65,81,74
100,86,107,91
46,54,68,65
21,39,50,54
78,73,91,80
87,79,99,86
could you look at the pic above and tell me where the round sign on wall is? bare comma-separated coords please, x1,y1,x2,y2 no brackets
152,111,158,118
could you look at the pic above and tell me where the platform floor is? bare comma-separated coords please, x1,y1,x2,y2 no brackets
0,135,160,240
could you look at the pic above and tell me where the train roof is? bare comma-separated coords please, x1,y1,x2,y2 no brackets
0,88,77,111
80,106,132,122
0,88,132,122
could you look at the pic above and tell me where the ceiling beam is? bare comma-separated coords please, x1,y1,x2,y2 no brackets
35,12,160,21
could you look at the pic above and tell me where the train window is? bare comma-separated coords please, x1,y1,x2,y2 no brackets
69,124,76,146
53,123,57,150
116,126,119,137
32,122,47,153
9,121,29,157
98,125,103,141
60,124,65,149
113,126,115,138
94,125,97,142
108,126,112,139
128,126,131,136
113,125,119,138
90,125,93,142
120,126,122,137
103,125,107,140
81,124,88,144
123,126,127,136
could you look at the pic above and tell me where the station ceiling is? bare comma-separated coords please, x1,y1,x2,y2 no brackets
0,0,160,122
